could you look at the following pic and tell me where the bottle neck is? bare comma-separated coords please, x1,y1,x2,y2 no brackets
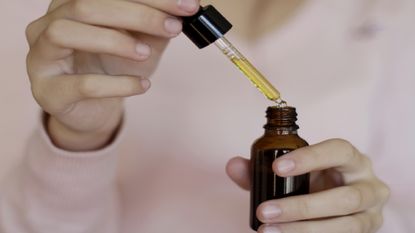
263,106,299,136
264,128,298,135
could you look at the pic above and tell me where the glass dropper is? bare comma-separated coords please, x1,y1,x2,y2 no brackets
182,5,287,107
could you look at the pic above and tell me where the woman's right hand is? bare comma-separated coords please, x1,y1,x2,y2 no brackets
25,0,199,151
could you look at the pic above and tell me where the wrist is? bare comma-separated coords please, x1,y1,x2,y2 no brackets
45,112,122,152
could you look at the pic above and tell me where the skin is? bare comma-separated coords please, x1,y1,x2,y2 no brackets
226,139,390,233
25,0,390,232
26,0,201,151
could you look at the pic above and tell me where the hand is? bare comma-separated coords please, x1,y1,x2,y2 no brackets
226,139,390,233
25,0,200,151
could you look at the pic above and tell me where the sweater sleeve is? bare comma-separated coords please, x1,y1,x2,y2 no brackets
0,119,123,233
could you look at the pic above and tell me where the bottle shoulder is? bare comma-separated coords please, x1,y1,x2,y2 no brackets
252,133,308,151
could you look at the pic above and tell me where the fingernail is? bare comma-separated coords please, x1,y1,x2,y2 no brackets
177,0,198,13
164,17,182,35
277,159,295,174
140,79,151,90
262,226,282,233
135,43,151,57
261,205,282,219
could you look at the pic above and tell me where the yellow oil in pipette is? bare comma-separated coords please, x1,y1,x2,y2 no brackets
214,37,287,107
231,57,280,101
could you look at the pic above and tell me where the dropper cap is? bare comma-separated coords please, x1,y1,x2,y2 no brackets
182,5,232,49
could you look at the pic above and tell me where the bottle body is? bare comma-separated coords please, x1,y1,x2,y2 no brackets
250,107,309,231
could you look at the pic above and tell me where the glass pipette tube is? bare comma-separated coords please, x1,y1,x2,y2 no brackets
214,37,286,106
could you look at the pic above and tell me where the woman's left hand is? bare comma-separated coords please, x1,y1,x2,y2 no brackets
226,139,390,233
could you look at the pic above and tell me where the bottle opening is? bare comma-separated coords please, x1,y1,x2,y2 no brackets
274,98,288,108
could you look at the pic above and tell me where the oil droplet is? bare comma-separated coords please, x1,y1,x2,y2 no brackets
274,98,288,108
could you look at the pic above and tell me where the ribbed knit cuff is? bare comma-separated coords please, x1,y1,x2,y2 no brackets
22,116,125,209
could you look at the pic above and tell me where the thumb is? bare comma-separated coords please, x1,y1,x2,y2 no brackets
226,156,251,191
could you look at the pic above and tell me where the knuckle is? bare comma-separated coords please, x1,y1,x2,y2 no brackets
330,138,358,164
341,186,363,213
26,53,49,82
71,0,94,21
44,19,67,44
25,20,40,44
78,76,99,97
141,9,165,32
377,182,391,203
102,31,126,51
360,155,373,169
329,138,353,150
30,82,44,104
26,15,49,46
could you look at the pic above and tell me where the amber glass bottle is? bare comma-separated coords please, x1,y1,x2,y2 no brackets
250,106,309,231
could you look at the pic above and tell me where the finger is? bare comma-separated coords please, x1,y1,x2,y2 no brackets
29,19,150,63
272,139,372,179
25,0,70,47
26,16,47,47
226,156,251,190
47,0,71,12
309,170,345,193
258,211,383,233
49,0,183,38
32,74,150,114
130,0,200,15
26,0,186,46
257,182,382,223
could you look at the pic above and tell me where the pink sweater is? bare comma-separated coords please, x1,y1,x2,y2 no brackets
1,0,414,232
